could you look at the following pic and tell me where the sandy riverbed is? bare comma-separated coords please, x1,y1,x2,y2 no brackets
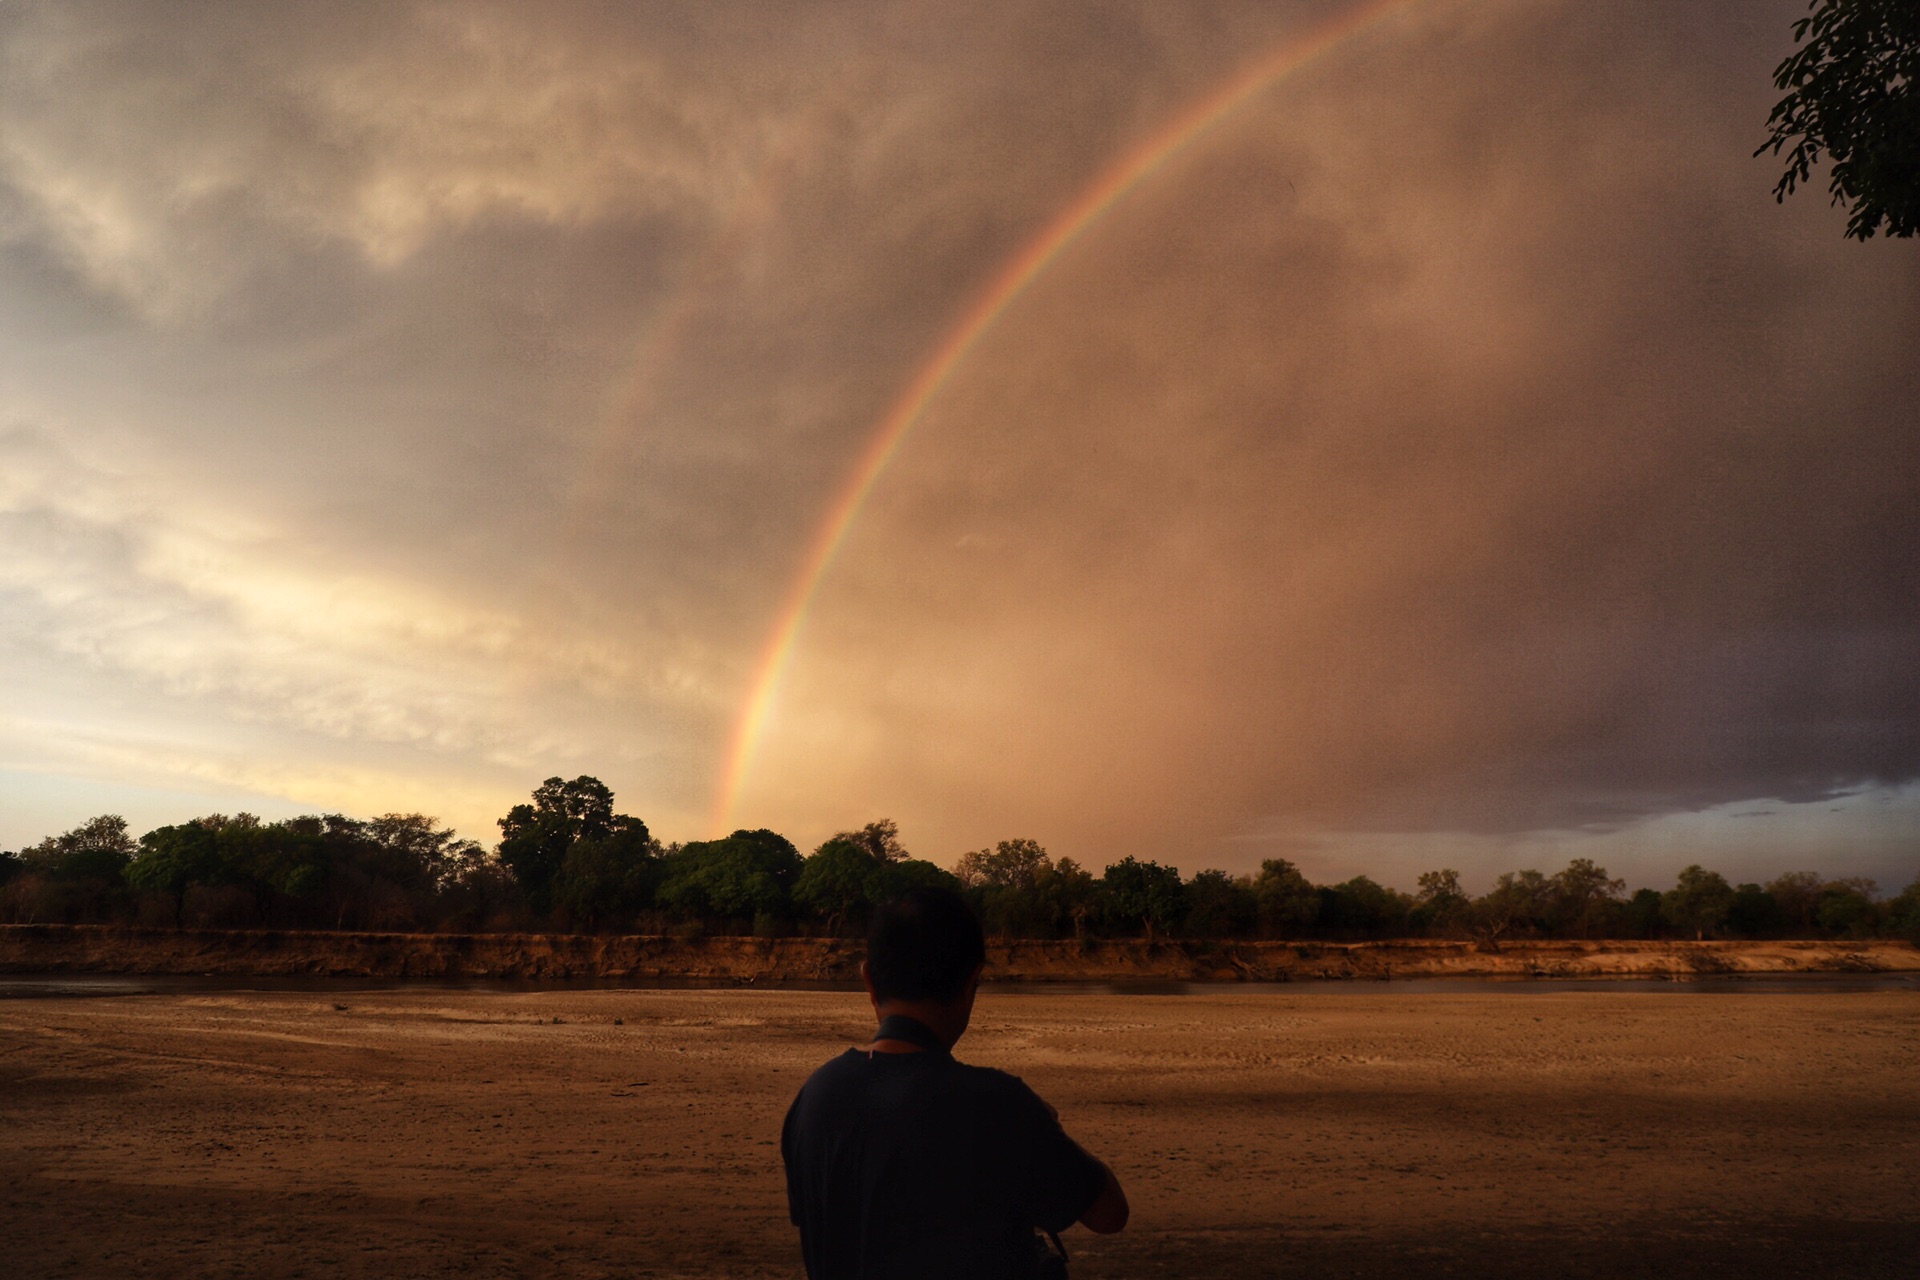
2,987,1915,1278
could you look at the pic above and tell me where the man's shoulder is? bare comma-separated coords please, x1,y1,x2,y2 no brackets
945,1058,1051,1116
791,1047,867,1095
791,1051,1037,1105
945,1058,1026,1091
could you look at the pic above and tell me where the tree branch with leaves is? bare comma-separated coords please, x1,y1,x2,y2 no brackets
1757,0,1919,239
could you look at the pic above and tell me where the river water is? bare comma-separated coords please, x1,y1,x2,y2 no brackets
2,970,1914,999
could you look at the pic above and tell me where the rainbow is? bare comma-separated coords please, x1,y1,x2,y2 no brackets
712,0,1427,832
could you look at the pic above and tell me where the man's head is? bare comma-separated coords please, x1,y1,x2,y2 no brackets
864,887,986,1006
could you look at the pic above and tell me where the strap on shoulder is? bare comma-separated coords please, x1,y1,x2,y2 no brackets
872,1013,949,1055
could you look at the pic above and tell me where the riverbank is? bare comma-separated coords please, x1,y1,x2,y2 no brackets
0,924,1913,982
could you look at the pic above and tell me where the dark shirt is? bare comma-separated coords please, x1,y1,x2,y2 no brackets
782,1033,1106,1280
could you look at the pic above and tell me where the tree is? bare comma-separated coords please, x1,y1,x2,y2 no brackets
828,819,909,864
1664,865,1736,940
1099,857,1185,941
23,814,137,878
281,813,453,931
1550,859,1626,938
1727,883,1786,938
954,839,1067,936
1182,869,1255,939
127,821,231,926
1815,877,1879,937
1414,868,1470,936
794,835,886,931
656,829,803,925
795,823,960,933
12,815,137,922
1318,876,1411,939
496,776,624,915
1042,857,1100,940
438,852,520,932
954,839,1052,891
1622,887,1666,939
1888,876,1920,942
552,816,658,930
1251,859,1319,938
363,814,485,893
1766,870,1825,934
871,857,963,903
1473,869,1554,945
1416,868,1465,908
1757,0,1920,238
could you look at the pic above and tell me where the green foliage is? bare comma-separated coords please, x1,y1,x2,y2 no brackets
118,811,498,930
875,857,963,900
657,829,802,922
955,839,1092,937
1758,0,1920,238
1889,878,1920,943
1318,876,1412,938
1474,869,1554,943
1815,878,1880,938
1251,859,1319,938
793,820,959,934
1041,857,1100,939
1412,868,1470,936
1664,865,1736,940
1766,870,1825,934
496,776,630,914
1182,869,1256,939
6,815,138,922
793,836,885,925
1548,859,1626,938
1416,868,1466,909
552,817,658,929
24,814,138,882
955,839,1052,891
363,813,486,892
1622,887,1666,939
831,819,909,864
1727,883,1786,938
8,792,1915,948
1099,856,1185,940
128,821,226,897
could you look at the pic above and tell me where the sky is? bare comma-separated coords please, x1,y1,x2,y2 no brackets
1,0,1915,893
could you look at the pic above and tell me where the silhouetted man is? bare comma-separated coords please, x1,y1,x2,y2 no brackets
782,887,1128,1279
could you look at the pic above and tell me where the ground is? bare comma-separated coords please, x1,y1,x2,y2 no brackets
2,986,1916,1278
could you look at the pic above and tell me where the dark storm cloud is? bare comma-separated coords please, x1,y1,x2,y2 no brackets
748,1,1920,874
0,1,1913,880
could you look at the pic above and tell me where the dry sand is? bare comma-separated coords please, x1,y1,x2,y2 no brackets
2,985,1915,1278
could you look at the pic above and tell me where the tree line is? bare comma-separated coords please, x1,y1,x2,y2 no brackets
3,776,1917,943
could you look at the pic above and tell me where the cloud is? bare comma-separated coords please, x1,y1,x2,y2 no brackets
739,0,1920,869
0,1,821,317
0,0,1913,888
0,422,715,836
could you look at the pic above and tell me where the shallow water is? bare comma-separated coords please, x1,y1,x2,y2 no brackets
2,969,1914,1000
